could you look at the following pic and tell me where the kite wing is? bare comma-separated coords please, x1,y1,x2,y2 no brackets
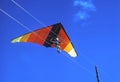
12,23,78,57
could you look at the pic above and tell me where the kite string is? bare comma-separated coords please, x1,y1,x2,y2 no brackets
0,9,31,32
11,0,46,27
0,9,96,79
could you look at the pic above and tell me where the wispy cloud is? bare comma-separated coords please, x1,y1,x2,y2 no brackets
74,0,96,22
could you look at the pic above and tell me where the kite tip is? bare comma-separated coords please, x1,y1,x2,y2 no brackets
11,36,22,43
11,39,16,43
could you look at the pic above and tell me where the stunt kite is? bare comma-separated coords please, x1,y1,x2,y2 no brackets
12,23,78,57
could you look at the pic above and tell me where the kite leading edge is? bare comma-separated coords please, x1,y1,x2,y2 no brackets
12,23,78,57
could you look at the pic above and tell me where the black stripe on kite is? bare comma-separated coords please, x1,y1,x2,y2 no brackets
43,23,62,47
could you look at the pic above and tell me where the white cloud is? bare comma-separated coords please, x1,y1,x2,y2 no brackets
75,11,89,21
74,0,96,21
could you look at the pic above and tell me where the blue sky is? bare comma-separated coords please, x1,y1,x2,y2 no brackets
0,0,120,82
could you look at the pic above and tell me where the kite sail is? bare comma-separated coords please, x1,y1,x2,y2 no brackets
12,23,78,57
